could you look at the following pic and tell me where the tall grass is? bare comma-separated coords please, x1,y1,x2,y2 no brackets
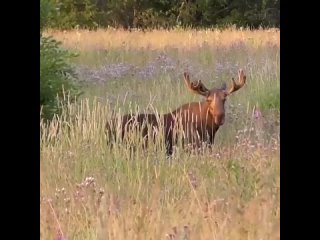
40,97,279,240
41,28,280,240
45,28,279,52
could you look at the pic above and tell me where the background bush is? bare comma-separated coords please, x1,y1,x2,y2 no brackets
40,0,81,120
48,0,280,30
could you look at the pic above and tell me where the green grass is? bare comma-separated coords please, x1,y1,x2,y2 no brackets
41,29,280,240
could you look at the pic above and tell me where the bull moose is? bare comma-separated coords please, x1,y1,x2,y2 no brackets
105,69,246,156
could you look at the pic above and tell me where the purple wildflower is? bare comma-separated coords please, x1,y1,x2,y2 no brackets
254,109,262,120
55,233,66,240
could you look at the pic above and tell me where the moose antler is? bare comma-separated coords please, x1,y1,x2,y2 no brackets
183,72,209,96
227,69,246,95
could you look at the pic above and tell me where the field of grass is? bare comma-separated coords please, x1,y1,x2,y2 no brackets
40,28,280,240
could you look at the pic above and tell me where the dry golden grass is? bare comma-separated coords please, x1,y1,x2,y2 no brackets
40,97,279,240
45,28,279,51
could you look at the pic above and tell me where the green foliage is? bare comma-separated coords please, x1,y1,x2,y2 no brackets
40,0,82,120
40,36,81,120
51,0,98,29
48,0,280,30
41,0,55,33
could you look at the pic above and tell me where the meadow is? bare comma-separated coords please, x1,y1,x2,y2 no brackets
40,28,280,240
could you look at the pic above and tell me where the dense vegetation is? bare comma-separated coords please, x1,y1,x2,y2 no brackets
40,0,82,119
49,0,280,30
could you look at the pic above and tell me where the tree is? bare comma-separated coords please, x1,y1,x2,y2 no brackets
40,0,81,120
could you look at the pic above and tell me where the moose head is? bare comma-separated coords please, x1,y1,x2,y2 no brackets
183,69,246,126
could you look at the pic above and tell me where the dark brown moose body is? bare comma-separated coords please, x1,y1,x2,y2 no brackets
105,69,246,156
105,113,160,146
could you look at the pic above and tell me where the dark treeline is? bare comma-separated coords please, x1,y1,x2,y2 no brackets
48,0,280,30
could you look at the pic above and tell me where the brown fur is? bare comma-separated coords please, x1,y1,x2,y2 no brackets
105,113,161,150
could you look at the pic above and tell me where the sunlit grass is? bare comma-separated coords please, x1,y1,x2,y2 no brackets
45,28,279,52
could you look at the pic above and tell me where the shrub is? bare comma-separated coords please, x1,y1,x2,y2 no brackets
40,0,82,120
